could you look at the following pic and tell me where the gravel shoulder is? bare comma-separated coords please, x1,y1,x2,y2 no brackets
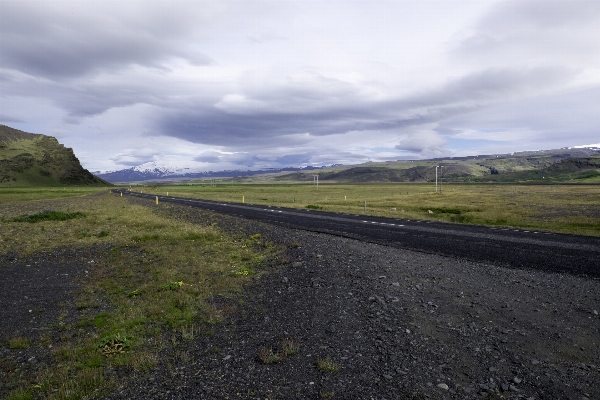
107,200,600,399
2,197,599,399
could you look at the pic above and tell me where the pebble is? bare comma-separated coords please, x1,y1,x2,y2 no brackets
436,383,449,390
513,377,522,384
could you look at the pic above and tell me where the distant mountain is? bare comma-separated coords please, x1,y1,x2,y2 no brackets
275,147,600,183
96,161,326,184
97,146,600,184
0,125,110,187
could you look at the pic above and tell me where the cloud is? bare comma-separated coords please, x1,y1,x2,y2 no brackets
0,1,215,80
395,124,450,157
193,151,222,164
110,151,157,167
193,151,264,167
157,66,574,152
1,0,599,172
452,0,600,69
0,114,25,124
274,153,312,166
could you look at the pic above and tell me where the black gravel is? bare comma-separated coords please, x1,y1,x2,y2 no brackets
104,198,600,399
2,196,599,400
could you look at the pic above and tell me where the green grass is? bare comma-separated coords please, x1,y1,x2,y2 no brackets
0,187,104,205
0,190,274,399
142,183,600,236
9,210,85,223
317,356,340,373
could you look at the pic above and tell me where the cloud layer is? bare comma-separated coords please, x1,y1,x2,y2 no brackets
1,0,599,172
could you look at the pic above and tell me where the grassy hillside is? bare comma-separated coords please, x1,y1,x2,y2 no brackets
274,149,600,183
0,125,110,187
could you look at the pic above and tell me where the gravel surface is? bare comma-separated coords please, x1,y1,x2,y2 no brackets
2,197,599,399
106,200,600,399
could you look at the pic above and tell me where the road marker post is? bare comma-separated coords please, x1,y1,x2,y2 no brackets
243,196,245,203
156,196,158,205
120,192,122,197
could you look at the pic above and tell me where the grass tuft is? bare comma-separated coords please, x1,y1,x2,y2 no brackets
159,281,184,291
281,338,300,356
98,333,131,356
8,337,31,349
317,356,340,373
258,348,282,364
11,210,84,223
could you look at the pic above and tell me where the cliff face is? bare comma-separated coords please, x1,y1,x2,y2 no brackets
0,125,110,187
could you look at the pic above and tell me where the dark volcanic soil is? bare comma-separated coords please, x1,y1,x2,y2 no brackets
2,197,599,399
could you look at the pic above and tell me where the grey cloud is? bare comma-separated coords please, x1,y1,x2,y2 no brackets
193,151,264,167
110,153,156,167
433,85,600,151
158,67,568,149
453,1,600,63
193,152,222,164
477,1,600,30
0,114,25,123
396,67,574,109
274,153,312,166
396,133,448,155
0,2,213,79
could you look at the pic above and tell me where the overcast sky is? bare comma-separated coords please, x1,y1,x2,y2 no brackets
1,0,599,172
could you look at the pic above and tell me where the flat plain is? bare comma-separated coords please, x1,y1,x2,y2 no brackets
142,183,600,236
1,184,598,399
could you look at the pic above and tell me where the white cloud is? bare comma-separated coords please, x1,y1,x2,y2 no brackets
1,0,599,172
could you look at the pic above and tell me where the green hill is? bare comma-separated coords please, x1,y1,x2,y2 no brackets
0,125,111,187
274,149,600,184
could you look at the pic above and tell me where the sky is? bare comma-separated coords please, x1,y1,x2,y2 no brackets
0,0,599,173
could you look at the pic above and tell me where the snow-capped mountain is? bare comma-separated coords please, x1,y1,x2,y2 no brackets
96,161,323,183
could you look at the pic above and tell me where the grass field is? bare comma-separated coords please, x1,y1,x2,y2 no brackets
1,190,276,399
139,183,600,236
1,183,598,398
0,187,104,205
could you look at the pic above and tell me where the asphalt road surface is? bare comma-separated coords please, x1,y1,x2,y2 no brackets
113,189,600,279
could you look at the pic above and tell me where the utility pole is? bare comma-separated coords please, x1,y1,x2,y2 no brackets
440,165,443,194
435,166,439,193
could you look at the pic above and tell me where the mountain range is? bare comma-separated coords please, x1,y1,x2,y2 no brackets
94,162,326,183
1,124,599,186
96,146,600,184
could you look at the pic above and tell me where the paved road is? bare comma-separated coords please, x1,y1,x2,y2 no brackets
113,189,600,279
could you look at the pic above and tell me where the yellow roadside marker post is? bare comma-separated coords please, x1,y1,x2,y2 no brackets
156,196,158,205
120,192,122,197
243,196,245,203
